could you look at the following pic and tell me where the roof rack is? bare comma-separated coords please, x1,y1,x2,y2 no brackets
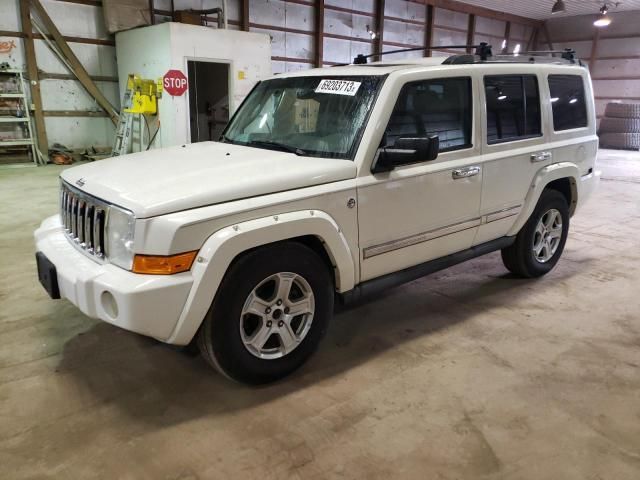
442,48,584,66
352,43,493,64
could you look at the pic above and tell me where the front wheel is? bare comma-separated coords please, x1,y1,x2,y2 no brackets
197,242,334,385
501,189,570,278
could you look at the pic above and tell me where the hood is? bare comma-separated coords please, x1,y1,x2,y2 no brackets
60,142,357,218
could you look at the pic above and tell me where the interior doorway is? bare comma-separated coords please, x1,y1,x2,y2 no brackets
187,61,230,143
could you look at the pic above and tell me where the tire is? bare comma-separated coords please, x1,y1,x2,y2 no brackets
197,241,334,385
599,132,640,150
604,102,640,119
501,189,569,278
598,117,640,134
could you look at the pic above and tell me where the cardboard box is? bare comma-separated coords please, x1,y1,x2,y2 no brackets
103,0,151,34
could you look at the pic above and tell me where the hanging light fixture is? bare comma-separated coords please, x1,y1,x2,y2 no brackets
594,4,612,27
551,0,566,14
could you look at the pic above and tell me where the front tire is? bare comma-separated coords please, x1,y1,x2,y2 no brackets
197,241,334,385
501,189,570,278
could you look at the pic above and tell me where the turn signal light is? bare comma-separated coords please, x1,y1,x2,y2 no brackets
132,251,198,275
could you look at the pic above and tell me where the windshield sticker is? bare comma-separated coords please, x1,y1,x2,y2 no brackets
315,79,362,96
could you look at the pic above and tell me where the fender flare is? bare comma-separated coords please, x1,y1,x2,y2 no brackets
507,162,580,237
167,210,355,345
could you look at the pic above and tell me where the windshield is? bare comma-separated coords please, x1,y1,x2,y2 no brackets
222,75,384,159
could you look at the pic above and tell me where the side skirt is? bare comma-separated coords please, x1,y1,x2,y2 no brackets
339,236,515,306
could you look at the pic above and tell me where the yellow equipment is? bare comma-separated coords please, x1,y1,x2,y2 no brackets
124,74,163,115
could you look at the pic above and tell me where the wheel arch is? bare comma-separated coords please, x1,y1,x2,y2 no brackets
167,210,355,345
507,162,580,237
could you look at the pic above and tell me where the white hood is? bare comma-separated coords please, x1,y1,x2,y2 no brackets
60,142,357,218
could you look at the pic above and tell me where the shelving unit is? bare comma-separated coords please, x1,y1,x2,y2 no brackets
0,69,41,164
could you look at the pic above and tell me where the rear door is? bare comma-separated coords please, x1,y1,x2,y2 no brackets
475,71,549,245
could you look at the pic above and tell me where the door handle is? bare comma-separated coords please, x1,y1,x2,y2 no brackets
530,151,552,162
452,166,481,179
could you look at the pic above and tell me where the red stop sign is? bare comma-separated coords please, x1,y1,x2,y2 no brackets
163,69,188,96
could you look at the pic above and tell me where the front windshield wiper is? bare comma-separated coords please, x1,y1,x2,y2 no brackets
247,140,307,156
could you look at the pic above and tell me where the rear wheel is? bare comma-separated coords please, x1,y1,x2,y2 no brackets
501,189,569,278
197,242,333,384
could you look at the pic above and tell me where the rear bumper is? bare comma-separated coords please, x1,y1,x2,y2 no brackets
34,215,193,342
576,169,601,213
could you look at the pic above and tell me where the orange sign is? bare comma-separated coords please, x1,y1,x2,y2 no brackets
0,40,17,54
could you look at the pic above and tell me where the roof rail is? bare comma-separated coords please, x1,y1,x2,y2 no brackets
352,42,493,64
443,48,584,67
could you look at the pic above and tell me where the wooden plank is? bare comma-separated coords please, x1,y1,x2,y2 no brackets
29,0,119,126
315,0,324,67
424,4,434,57
148,0,155,25
375,0,385,59
39,71,118,82
271,56,315,64
250,23,313,36
325,5,375,17
0,29,114,46
385,15,423,26
466,14,475,53
409,0,541,27
43,110,108,117
542,22,553,50
19,0,48,158
53,0,101,6
324,32,373,44
240,0,249,31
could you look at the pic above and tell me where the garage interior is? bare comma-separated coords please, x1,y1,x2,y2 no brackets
1,0,639,478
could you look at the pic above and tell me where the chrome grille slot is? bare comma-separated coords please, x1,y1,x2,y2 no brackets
60,182,108,260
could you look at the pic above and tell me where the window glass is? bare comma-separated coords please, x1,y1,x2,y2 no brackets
485,75,541,144
383,77,472,153
548,75,588,131
223,76,383,159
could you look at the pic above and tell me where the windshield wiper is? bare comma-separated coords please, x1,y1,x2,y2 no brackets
247,140,307,156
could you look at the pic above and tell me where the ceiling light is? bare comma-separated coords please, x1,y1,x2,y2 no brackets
594,4,612,27
551,0,566,14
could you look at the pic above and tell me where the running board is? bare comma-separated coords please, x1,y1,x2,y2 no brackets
340,236,515,305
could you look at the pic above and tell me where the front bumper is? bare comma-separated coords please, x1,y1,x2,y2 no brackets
34,215,193,342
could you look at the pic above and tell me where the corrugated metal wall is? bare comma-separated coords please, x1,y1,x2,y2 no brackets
1,0,539,149
543,11,640,121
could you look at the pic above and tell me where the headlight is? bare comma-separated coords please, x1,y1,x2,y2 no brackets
106,205,136,270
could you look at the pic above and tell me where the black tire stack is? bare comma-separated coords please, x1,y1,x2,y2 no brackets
599,103,640,150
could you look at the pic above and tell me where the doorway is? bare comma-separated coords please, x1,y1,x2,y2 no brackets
187,61,230,143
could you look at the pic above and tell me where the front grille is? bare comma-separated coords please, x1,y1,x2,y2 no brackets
60,182,107,259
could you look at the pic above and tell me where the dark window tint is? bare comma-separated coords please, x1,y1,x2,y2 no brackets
548,75,588,131
485,75,541,144
384,77,472,153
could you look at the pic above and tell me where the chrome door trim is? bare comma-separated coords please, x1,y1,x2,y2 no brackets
483,205,522,223
363,217,482,259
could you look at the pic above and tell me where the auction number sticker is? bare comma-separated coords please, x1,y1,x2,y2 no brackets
315,79,361,96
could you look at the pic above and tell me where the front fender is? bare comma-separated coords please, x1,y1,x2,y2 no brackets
507,162,580,237
167,210,355,345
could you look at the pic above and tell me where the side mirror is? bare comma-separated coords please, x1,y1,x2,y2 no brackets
372,135,439,174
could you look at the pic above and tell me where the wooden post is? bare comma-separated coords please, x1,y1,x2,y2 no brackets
543,22,553,50
589,27,600,71
240,0,249,31
315,0,324,67
19,0,48,159
148,0,155,25
424,4,434,57
29,0,119,125
375,0,385,60
503,21,511,53
466,14,476,53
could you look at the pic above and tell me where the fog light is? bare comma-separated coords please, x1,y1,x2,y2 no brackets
101,291,119,319
132,251,198,275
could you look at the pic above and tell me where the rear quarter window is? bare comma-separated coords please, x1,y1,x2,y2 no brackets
548,75,588,131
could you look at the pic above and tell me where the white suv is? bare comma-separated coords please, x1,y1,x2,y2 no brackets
35,51,600,384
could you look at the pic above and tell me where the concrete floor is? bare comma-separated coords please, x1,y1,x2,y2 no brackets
0,150,639,479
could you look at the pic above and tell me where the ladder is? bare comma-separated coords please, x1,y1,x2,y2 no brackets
0,69,43,165
111,85,134,157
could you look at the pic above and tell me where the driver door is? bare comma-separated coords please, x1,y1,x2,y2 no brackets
357,75,483,282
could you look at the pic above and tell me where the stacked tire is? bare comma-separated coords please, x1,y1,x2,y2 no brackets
599,103,640,150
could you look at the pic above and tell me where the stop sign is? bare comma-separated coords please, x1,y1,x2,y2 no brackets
163,69,188,96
